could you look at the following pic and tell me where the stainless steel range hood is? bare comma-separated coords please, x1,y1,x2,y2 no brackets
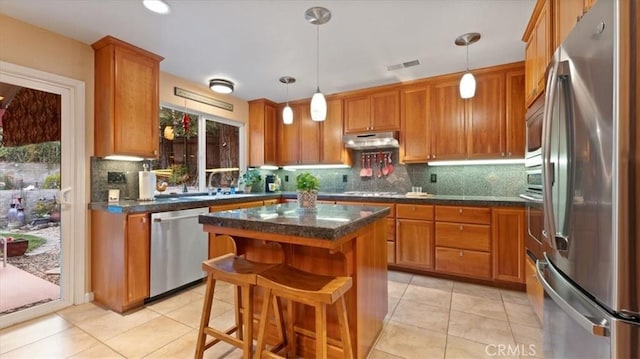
342,131,399,149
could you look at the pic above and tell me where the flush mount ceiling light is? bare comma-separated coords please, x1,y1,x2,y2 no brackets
142,0,171,14
208,79,234,94
455,32,481,99
305,6,331,122
279,76,296,125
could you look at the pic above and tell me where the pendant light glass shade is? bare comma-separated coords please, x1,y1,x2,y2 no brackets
279,76,296,125
305,7,331,122
283,104,293,125
310,89,327,122
459,72,476,99
455,32,481,99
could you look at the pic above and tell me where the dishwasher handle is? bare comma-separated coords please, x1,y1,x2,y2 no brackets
153,212,207,222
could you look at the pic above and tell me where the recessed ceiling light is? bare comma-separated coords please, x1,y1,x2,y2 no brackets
143,0,171,14
208,79,234,94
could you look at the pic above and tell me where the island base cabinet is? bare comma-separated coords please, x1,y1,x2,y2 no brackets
435,247,491,279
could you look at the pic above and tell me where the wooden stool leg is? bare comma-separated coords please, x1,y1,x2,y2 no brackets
256,288,273,358
235,285,243,340
241,284,253,359
315,303,328,359
336,296,353,359
271,296,286,347
195,275,216,359
285,299,296,358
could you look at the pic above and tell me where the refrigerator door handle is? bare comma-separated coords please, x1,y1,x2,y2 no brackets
536,256,609,337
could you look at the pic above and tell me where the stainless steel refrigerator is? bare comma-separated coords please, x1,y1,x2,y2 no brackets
537,0,639,357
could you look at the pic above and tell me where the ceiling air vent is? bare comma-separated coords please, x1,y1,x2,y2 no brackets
387,59,420,71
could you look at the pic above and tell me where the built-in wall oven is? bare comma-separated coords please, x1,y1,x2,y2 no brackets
521,95,545,261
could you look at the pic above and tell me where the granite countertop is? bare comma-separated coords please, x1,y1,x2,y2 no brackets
88,191,523,214
199,202,390,240
88,193,281,213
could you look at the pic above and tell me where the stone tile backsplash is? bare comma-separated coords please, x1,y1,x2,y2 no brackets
89,151,525,202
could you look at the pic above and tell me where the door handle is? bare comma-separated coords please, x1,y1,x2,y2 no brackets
59,187,72,208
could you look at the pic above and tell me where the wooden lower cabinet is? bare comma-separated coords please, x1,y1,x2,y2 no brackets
525,256,544,323
126,213,150,304
396,219,435,269
435,247,491,279
492,208,526,283
91,211,150,313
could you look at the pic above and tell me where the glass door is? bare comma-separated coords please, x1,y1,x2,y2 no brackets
0,62,86,328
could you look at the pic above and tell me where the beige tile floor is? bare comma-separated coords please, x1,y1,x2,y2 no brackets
0,271,543,358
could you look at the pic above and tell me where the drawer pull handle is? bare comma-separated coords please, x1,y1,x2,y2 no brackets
459,251,463,257
459,208,463,214
459,225,463,231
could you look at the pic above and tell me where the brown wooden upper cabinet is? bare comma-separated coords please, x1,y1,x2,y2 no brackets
400,86,432,162
92,36,163,159
400,63,524,163
248,99,278,167
554,0,599,49
277,100,320,165
344,89,400,133
522,0,552,107
276,97,346,166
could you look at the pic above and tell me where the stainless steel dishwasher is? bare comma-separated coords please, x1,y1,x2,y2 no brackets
150,207,209,298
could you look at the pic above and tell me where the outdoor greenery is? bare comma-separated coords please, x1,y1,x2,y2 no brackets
43,173,61,189
296,172,320,192
0,141,61,163
31,198,59,218
0,233,46,252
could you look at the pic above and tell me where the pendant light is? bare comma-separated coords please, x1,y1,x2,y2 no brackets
455,32,481,99
305,7,331,122
279,76,296,125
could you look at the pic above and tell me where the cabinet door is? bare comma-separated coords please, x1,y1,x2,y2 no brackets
401,86,431,162
534,0,551,95
431,80,466,160
344,94,371,133
298,102,321,164
524,36,538,106
277,104,300,165
525,256,544,323
505,69,526,157
492,208,525,283
467,72,505,158
249,100,277,166
370,90,400,131
113,47,159,158
126,213,150,304
396,219,434,269
554,0,585,48
321,98,347,164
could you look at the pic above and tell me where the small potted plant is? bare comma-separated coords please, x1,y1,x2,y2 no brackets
296,172,320,211
242,169,261,193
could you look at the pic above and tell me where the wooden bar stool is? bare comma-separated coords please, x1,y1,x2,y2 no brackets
255,264,354,359
195,249,284,359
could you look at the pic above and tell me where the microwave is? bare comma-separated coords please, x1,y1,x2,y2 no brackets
525,95,544,166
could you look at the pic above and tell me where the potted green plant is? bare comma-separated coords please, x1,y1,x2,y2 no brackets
242,169,261,193
296,172,320,210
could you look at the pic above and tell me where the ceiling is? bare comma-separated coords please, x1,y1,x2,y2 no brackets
0,0,536,104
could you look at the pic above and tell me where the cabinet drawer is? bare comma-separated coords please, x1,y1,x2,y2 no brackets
387,218,396,242
435,206,491,224
435,247,491,279
397,204,434,220
435,222,490,251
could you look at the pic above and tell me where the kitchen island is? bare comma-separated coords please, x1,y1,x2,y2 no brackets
199,202,390,359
